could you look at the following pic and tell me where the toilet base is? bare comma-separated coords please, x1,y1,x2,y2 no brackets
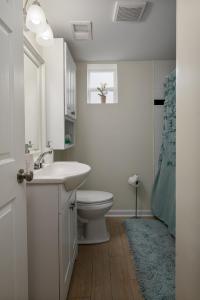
78,234,110,245
78,217,110,244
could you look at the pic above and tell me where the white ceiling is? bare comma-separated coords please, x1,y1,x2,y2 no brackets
40,0,176,62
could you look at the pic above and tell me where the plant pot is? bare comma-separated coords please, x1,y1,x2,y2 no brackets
101,95,106,104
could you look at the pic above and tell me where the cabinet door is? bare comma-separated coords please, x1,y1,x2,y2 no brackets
69,191,77,263
44,38,65,149
65,45,76,120
64,43,71,117
71,59,76,119
59,201,71,300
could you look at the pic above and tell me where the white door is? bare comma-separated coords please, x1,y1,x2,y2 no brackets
176,0,200,299
0,1,28,299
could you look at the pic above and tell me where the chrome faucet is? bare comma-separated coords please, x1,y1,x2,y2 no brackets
34,150,53,170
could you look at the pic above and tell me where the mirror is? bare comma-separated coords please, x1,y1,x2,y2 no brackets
24,36,45,155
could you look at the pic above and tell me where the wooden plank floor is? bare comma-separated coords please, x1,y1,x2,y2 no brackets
67,218,143,300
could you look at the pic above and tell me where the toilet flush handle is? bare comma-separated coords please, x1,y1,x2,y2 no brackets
69,202,75,210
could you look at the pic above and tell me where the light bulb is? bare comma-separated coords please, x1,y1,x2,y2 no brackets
36,24,54,47
26,4,46,33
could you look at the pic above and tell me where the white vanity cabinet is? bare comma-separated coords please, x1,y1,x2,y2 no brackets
43,38,76,150
59,187,77,299
27,184,77,300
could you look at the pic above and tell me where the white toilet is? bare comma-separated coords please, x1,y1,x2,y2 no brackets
77,190,113,244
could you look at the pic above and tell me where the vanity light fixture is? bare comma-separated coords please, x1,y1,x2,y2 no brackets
24,0,54,47
36,23,54,46
25,1,46,33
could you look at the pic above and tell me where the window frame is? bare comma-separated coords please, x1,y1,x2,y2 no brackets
87,64,118,104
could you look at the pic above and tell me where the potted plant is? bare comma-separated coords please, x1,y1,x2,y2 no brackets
97,83,107,103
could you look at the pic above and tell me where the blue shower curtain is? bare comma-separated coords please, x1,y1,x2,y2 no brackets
151,70,176,236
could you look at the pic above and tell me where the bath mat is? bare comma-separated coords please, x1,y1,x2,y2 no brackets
124,218,175,300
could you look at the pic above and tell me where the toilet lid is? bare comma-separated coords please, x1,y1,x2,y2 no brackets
77,190,113,205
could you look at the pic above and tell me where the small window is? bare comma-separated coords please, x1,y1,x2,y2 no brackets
87,64,118,104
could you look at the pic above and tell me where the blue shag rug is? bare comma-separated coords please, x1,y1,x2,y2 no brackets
124,219,175,300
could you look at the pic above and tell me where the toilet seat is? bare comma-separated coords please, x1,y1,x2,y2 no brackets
77,190,113,206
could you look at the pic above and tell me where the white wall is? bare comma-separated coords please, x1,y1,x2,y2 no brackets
64,61,154,211
176,0,200,298
60,60,176,212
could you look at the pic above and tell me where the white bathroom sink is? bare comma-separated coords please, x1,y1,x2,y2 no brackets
29,162,91,191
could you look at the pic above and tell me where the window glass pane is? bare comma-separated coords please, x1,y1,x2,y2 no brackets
87,64,118,104
89,91,101,103
106,91,114,103
89,71,114,89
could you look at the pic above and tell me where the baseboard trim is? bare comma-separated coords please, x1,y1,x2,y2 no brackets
106,209,153,217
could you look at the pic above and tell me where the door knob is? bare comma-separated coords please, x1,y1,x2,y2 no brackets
17,169,33,184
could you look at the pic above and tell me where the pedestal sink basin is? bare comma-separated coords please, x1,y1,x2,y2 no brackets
29,162,91,191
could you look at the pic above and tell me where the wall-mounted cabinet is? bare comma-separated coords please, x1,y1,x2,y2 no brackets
43,38,76,150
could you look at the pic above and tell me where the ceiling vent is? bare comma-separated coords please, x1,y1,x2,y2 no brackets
113,0,148,22
71,21,92,40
